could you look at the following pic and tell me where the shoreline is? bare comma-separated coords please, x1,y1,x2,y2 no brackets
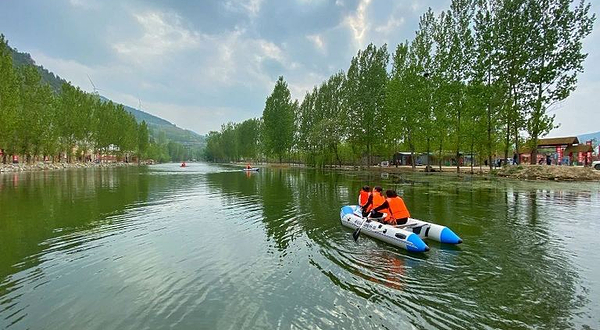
255,162,600,182
0,162,140,173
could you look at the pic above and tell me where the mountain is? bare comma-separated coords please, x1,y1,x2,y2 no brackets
10,47,68,93
9,45,205,148
98,96,205,147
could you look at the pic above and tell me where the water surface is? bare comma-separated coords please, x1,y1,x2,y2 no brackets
1,163,599,329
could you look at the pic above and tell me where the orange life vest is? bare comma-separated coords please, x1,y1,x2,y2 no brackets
385,196,410,222
359,191,369,206
370,192,385,211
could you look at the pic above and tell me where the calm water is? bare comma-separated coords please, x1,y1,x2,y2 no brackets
1,163,599,329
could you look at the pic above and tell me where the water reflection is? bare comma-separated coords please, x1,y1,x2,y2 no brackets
1,166,599,329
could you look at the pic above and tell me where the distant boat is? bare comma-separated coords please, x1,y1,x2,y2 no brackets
181,162,187,167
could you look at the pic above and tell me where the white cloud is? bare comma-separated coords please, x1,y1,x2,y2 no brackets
68,0,100,10
306,34,326,53
223,0,264,17
113,11,200,58
343,0,371,49
375,17,405,34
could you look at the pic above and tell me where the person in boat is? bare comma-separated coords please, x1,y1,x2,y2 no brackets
358,186,371,209
361,186,386,218
371,189,410,225
246,163,251,169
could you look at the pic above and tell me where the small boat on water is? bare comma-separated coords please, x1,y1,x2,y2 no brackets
340,205,462,252
242,167,259,172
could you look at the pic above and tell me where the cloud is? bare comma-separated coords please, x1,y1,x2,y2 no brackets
343,0,371,49
306,34,326,53
223,0,264,17
113,11,200,58
375,17,405,34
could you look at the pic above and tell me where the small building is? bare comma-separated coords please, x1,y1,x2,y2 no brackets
519,136,594,165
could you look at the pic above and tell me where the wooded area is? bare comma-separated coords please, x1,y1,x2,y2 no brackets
204,0,595,171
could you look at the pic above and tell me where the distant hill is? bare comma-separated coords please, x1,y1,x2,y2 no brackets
9,47,68,93
9,45,205,148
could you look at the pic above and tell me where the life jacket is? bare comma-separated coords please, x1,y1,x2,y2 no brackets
370,192,385,211
358,190,370,206
385,196,410,222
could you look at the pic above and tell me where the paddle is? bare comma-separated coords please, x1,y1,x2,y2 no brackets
353,207,372,241
352,216,369,241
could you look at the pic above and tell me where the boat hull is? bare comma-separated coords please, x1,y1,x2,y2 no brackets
340,206,429,252
340,205,462,249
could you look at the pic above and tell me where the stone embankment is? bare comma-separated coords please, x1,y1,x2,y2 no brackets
0,162,137,173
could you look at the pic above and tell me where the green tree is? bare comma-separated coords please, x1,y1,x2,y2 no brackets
344,43,389,166
523,0,595,164
262,76,295,163
0,34,20,163
137,120,149,163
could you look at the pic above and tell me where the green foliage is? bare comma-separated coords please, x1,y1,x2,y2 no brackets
344,44,389,165
262,76,295,162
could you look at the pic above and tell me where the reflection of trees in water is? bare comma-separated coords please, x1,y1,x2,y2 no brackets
0,168,152,282
205,170,296,251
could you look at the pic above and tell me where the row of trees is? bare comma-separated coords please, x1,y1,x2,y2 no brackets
0,35,197,164
208,0,595,170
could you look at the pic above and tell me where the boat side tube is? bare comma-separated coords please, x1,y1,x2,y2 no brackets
406,219,462,244
340,206,429,253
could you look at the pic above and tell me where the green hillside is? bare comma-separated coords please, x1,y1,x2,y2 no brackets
9,46,205,149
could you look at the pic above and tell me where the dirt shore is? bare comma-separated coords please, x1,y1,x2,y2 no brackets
261,162,600,182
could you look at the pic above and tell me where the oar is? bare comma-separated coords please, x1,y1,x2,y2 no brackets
352,216,369,241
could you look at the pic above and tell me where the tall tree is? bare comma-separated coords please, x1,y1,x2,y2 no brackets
0,34,20,163
262,76,295,163
523,0,595,164
344,43,389,166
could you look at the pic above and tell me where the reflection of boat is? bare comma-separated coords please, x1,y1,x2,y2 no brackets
340,206,429,252
242,167,259,172
340,205,462,251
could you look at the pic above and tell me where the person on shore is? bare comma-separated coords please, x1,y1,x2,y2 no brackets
371,189,411,225
358,186,371,209
361,186,385,218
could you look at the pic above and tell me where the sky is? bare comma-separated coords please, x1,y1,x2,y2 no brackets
0,0,598,137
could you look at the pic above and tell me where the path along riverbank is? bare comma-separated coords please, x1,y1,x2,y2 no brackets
259,163,600,182
0,162,138,173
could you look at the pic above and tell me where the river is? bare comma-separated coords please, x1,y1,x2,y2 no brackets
1,163,599,329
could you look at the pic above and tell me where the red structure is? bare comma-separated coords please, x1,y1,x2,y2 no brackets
519,137,594,165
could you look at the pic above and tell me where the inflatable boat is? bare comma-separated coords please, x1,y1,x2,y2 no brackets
340,205,462,252
242,167,259,172
340,206,429,252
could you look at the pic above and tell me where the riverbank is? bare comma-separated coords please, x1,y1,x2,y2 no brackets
257,162,600,181
0,162,139,173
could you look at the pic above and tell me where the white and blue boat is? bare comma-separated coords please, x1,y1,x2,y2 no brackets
340,205,462,252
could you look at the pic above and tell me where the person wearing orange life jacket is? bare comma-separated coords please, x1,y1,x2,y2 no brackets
358,186,371,209
372,189,410,225
361,186,386,218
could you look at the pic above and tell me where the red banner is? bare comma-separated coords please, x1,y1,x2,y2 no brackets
556,146,563,164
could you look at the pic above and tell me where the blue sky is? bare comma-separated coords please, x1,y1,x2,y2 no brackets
0,0,598,136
